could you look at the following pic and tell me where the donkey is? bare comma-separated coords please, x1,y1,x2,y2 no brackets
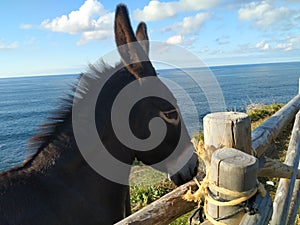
0,4,198,225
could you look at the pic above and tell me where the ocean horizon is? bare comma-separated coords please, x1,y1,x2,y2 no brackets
1,61,300,171
1,60,299,79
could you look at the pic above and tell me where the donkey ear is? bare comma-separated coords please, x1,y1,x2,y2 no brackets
114,4,155,78
136,22,149,56
114,4,136,48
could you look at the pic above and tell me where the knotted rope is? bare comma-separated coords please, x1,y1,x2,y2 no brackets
184,138,266,225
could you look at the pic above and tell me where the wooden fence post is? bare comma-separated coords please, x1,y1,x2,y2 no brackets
203,112,251,165
202,112,274,225
207,148,259,224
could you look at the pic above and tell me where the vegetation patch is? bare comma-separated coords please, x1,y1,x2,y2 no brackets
130,176,176,213
247,103,284,129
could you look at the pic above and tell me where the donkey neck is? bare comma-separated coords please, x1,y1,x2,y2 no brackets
26,113,133,184
3,119,77,175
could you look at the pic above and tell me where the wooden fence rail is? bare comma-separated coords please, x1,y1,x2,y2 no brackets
116,79,300,225
252,94,300,158
115,174,204,225
288,170,300,225
271,111,300,225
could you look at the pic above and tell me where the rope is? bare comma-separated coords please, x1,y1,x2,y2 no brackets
206,181,258,207
185,137,267,224
183,169,266,225
204,201,227,225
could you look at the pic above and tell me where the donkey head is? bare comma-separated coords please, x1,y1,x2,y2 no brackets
113,4,198,185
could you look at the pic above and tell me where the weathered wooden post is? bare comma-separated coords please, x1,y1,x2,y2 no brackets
202,112,254,224
207,148,259,224
203,112,252,167
201,112,272,225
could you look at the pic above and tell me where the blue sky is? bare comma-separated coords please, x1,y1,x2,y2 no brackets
0,0,300,77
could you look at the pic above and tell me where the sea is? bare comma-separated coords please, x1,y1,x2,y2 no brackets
1,61,299,172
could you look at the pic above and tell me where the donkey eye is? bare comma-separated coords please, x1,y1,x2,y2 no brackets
162,109,178,120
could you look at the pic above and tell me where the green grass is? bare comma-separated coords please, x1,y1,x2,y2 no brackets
247,103,283,122
129,103,299,224
169,213,191,225
130,179,175,213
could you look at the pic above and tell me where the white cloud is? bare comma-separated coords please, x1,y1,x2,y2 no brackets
166,35,196,47
40,0,114,44
164,12,210,47
237,36,300,53
77,12,114,45
134,0,218,21
0,41,18,50
238,1,295,31
41,0,104,34
255,40,270,50
239,40,271,52
170,13,211,35
166,35,183,45
274,35,300,51
163,12,210,35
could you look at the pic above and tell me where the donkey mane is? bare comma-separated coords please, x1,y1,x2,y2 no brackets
30,62,116,149
1,62,124,175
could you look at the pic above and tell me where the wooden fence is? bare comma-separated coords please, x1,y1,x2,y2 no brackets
116,78,300,225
